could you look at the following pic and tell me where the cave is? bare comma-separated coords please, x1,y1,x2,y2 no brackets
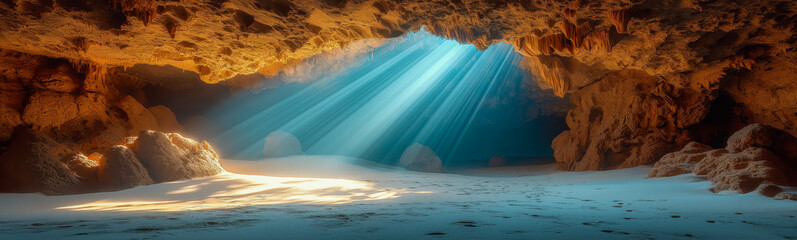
1,0,796,238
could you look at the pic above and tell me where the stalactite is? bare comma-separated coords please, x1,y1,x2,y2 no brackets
608,8,631,34
164,21,178,39
535,56,570,97
559,21,590,48
424,20,492,51
70,59,109,85
581,27,619,52
563,8,576,20
115,0,159,26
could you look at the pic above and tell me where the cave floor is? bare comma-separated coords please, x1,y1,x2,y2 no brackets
0,156,795,239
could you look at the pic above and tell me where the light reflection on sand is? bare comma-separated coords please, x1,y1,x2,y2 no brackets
57,173,406,212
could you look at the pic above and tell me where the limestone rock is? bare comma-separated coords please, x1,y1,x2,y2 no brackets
702,148,789,193
650,124,797,197
552,70,699,171
723,55,797,138
0,128,83,195
648,142,715,178
0,0,790,87
115,95,159,136
22,91,79,128
97,145,154,190
32,63,81,93
0,103,22,145
727,124,776,152
399,143,442,173
148,105,186,133
135,130,224,182
774,192,797,201
757,183,784,197
262,131,304,158
652,144,789,194
75,93,111,123
61,153,99,181
725,124,797,168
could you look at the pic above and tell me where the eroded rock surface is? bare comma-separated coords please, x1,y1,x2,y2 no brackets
552,70,698,170
0,49,188,156
97,145,154,190
135,130,224,182
0,128,83,195
649,124,797,199
0,128,223,195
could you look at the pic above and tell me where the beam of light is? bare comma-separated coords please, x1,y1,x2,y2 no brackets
56,173,405,212
205,29,537,165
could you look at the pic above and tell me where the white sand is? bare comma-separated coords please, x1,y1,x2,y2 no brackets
0,155,795,239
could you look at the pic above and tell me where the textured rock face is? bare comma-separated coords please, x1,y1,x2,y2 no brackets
97,145,154,189
262,131,304,158
0,0,792,85
552,70,700,170
135,130,224,182
0,128,83,195
62,153,100,182
725,124,797,168
0,49,188,156
0,128,222,194
148,105,186,133
649,124,797,198
399,143,442,173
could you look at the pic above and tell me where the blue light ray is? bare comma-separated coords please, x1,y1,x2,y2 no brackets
205,29,552,166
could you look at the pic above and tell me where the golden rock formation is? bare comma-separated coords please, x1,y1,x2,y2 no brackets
608,8,631,34
649,124,797,198
0,0,795,174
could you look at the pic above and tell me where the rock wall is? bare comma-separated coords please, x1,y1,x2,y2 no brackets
552,70,700,170
0,50,186,155
0,49,221,194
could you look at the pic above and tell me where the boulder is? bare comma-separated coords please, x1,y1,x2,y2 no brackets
97,145,154,190
756,183,784,197
650,124,797,196
0,128,83,195
22,91,79,128
262,131,304,158
700,148,789,193
725,123,797,168
399,143,442,173
648,142,715,178
135,130,224,182
115,95,159,136
774,192,797,201
148,105,186,133
61,153,99,181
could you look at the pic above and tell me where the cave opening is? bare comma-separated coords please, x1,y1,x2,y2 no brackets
174,29,568,169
